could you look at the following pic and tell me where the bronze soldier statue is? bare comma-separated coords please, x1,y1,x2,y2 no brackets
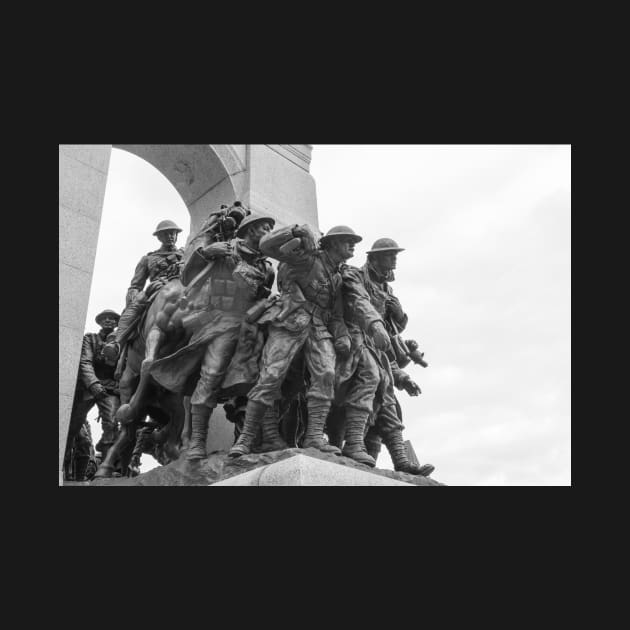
360,238,434,475
64,309,121,478
147,213,276,460
228,224,361,458
329,260,394,466
103,220,185,362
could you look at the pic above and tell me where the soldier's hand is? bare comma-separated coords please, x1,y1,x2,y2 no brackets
291,225,309,238
386,296,405,321
146,279,165,295
89,383,108,400
335,336,351,359
370,321,392,353
402,377,421,397
202,242,233,259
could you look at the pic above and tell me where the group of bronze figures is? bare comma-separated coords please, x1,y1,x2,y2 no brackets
63,202,435,482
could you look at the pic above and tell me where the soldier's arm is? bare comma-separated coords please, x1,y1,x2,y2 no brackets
259,224,317,265
329,284,350,342
78,334,100,390
391,360,421,395
342,266,384,333
386,288,408,331
126,256,150,305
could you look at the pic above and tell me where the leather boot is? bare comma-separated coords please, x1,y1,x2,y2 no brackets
342,410,376,467
302,400,341,454
187,405,211,460
383,430,435,476
74,456,90,481
260,406,288,453
102,300,144,362
229,401,268,457
365,436,382,462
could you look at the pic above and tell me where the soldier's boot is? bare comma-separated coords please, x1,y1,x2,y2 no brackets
128,454,142,476
341,411,376,467
229,401,268,458
260,407,289,453
74,456,90,482
365,437,382,463
383,430,435,476
302,401,341,454
187,406,212,460
102,301,145,362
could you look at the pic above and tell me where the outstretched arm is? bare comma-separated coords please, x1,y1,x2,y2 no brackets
259,224,318,264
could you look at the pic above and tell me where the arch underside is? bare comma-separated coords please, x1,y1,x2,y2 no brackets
113,144,243,208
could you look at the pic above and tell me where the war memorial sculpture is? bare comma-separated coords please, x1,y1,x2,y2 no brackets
60,145,441,486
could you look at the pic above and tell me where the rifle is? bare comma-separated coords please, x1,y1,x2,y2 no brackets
388,317,429,368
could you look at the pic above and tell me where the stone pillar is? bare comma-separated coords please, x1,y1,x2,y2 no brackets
59,145,113,485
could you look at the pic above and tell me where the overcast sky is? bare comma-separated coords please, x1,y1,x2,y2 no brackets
85,145,571,485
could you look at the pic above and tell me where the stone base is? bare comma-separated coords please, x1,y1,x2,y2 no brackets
86,448,444,486
211,454,415,486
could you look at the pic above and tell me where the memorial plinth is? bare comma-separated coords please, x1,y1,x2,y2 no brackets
85,448,444,487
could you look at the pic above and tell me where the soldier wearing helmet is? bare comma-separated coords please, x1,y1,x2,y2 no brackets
229,224,368,459
63,309,122,480
360,238,434,475
148,212,277,461
103,220,185,362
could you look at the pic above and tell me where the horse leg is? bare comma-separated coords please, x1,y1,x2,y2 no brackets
116,326,165,425
94,421,136,478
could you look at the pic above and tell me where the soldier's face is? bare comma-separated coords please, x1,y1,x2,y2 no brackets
247,221,273,247
375,251,398,271
331,237,356,261
157,230,178,247
100,317,117,331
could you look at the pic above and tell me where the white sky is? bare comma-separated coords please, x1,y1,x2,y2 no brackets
84,145,571,485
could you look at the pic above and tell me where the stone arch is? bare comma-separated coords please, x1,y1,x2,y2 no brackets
113,144,247,240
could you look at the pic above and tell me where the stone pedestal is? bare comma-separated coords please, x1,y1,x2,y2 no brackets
210,454,415,486
84,449,444,487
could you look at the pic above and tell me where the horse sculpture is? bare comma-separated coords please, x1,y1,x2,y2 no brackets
94,202,251,478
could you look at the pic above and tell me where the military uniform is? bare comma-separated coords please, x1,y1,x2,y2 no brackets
65,329,121,471
148,228,275,460
125,247,185,307
328,263,390,465
230,224,351,457
359,256,432,475
106,220,185,358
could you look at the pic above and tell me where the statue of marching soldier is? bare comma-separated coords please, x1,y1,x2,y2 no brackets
67,200,434,482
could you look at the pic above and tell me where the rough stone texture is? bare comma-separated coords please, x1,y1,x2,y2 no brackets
84,448,444,487
247,144,318,232
211,454,414,486
59,145,112,484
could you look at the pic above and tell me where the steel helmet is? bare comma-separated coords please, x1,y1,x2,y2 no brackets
236,213,276,238
152,220,183,236
95,309,120,325
366,238,405,254
320,225,363,245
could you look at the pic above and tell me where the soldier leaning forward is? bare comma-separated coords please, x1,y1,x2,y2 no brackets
148,213,276,460
229,224,360,458
65,309,121,475
326,262,395,466
360,238,434,475
104,220,184,361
